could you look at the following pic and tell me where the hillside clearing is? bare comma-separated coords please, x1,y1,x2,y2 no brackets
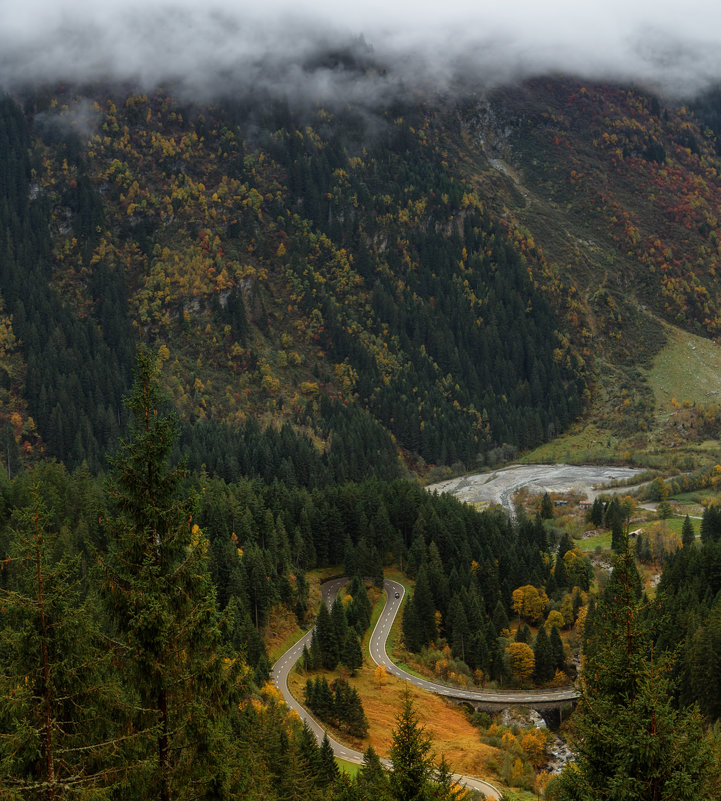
648,324,721,419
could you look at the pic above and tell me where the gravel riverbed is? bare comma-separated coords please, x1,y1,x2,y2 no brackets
427,464,646,514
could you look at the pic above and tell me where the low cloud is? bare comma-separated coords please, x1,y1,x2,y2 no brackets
2,0,721,104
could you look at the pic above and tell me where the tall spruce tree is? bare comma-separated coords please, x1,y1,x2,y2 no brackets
682,514,695,548
547,544,719,801
101,349,243,801
357,745,392,801
315,602,339,669
331,597,351,659
341,632,364,674
388,689,435,801
533,625,555,685
434,754,470,801
491,600,510,636
318,733,339,786
0,486,125,799
540,492,554,520
549,624,566,673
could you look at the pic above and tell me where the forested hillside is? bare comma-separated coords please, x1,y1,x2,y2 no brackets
2,86,590,475
0,350,566,798
460,80,721,446
4,79,721,473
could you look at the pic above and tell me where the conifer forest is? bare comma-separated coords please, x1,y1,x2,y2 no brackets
6,3,721,799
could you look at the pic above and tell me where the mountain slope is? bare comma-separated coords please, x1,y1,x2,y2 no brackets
450,79,721,460
3,78,721,473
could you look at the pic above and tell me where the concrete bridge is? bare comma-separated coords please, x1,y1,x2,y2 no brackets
442,688,578,728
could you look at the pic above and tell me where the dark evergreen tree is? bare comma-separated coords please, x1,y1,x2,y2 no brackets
336,681,369,737
276,738,318,801
540,492,554,520
402,599,424,653
314,677,334,720
515,623,532,644
341,633,364,674
610,517,625,553
316,602,340,670
426,540,450,617
491,600,510,636
100,349,241,801
684,598,721,719
403,566,437,651
682,514,696,548
589,497,604,528
434,753,470,801
388,689,434,801
309,629,323,670
548,545,717,801
0,487,126,798
549,625,566,673
604,497,622,531
533,625,555,684
240,543,276,630
554,532,574,589
318,733,339,786
447,595,470,663
347,575,372,634
635,532,652,563
358,745,392,801
294,570,310,623
702,504,721,544
331,598,351,663
304,678,316,709
406,529,427,579
297,721,322,782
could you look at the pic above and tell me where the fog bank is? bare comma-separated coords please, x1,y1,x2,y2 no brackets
2,0,721,102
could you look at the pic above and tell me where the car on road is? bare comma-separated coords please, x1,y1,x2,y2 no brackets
394,591,400,598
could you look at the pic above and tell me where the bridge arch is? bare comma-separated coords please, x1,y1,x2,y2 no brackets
447,696,578,730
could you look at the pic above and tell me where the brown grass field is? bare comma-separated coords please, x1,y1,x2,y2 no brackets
288,662,501,780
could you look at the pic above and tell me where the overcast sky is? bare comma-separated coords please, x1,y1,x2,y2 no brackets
2,0,721,103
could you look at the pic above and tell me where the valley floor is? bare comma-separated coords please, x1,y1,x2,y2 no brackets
427,464,645,512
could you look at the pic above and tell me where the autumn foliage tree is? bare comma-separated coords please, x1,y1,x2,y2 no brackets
511,585,549,624
505,642,536,685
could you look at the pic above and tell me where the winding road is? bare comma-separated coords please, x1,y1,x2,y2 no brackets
270,579,366,765
371,579,578,710
271,578,505,799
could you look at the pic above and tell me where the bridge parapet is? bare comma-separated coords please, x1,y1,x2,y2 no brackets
445,691,578,727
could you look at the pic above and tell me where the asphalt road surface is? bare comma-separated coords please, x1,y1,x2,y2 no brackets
269,578,362,764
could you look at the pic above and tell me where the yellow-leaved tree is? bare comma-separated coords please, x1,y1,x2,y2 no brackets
511,585,549,624
505,642,535,684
